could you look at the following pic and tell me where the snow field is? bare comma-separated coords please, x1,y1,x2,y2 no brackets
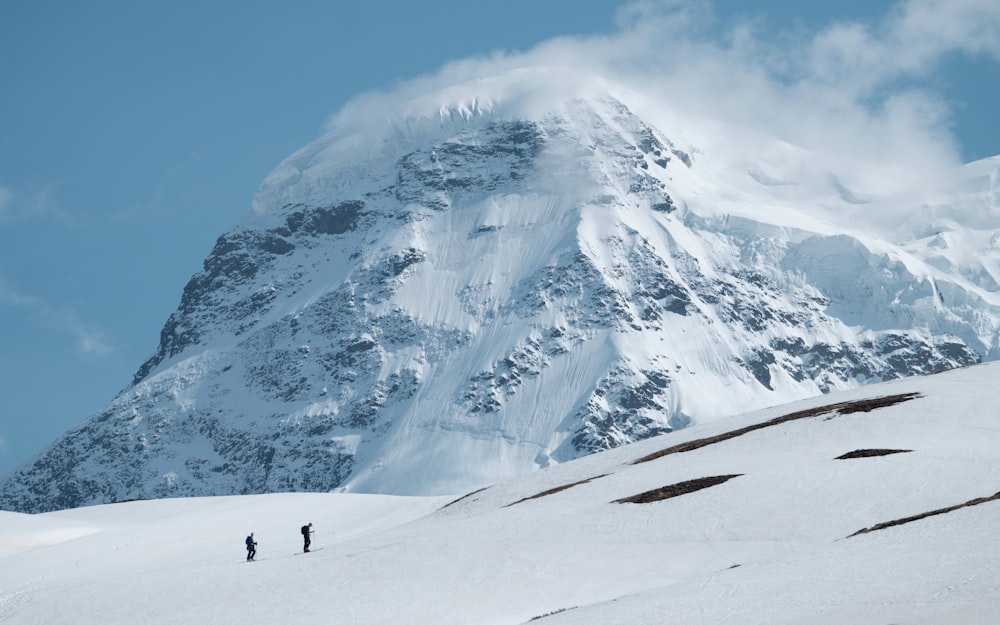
4,362,1000,624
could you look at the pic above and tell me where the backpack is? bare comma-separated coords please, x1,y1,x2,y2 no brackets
301,525,309,536
246,535,254,546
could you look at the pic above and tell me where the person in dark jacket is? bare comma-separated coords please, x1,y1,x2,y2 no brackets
245,532,257,561
301,523,313,552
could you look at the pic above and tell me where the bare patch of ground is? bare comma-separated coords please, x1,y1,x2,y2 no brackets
632,393,922,465
613,474,742,504
836,449,911,460
529,607,577,621
849,491,1000,537
505,475,609,507
439,486,490,510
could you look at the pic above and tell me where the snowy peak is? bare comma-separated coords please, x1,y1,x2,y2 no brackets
1,73,997,513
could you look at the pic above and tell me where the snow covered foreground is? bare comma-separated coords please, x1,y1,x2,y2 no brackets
3,363,999,624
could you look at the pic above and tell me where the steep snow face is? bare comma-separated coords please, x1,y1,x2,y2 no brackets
1,75,996,513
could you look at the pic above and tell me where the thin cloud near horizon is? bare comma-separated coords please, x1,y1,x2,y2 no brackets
0,278,115,359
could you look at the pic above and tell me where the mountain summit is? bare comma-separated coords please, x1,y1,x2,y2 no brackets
3,69,997,512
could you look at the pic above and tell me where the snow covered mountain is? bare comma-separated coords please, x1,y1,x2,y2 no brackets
3,362,999,624
2,68,999,513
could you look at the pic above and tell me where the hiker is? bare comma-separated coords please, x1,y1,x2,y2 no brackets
301,523,314,552
245,532,257,561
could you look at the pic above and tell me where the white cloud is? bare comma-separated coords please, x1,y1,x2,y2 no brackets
0,183,70,226
0,276,114,357
0,276,38,308
59,311,115,357
799,0,1000,95
0,186,11,221
325,0,1000,190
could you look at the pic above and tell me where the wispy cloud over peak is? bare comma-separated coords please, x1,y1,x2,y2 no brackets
323,0,999,189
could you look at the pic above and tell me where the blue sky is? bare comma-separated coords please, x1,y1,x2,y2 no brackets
1,0,998,476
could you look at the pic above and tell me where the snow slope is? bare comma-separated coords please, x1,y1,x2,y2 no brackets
2,361,998,624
